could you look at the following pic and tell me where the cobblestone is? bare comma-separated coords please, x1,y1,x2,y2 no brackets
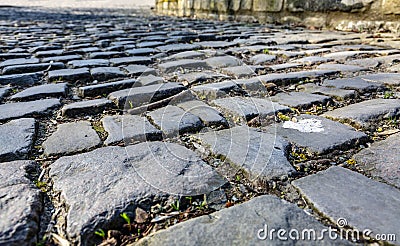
0,6,399,246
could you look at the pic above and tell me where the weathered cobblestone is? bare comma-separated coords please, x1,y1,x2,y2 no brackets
49,142,225,244
0,99,60,121
0,161,42,246
0,118,36,161
266,114,368,154
353,133,400,188
323,99,400,129
43,121,101,156
102,115,162,145
198,126,295,180
293,166,400,245
137,195,351,246
11,83,68,101
61,98,113,117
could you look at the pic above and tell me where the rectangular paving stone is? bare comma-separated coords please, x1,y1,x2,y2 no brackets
67,59,109,68
266,114,367,154
158,59,211,73
345,58,380,69
191,81,242,100
165,51,206,60
78,79,139,97
267,63,302,71
137,195,350,246
257,70,337,86
137,75,164,86
49,142,224,244
109,56,151,66
271,92,331,109
88,51,124,59
292,56,333,65
148,105,203,137
212,96,290,121
0,118,36,161
195,41,236,49
198,126,295,180
361,73,400,86
0,72,43,86
29,45,61,52
136,41,165,48
35,49,64,58
0,53,31,60
90,67,125,82
0,160,42,245
323,99,400,128
298,83,356,101
353,133,400,188
42,55,82,63
0,99,60,121
108,82,186,109
0,58,39,68
48,68,91,82
2,62,65,75
204,56,243,68
102,115,162,145
122,65,157,76
125,48,158,56
43,121,101,156
10,83,67,101
323,77,385,93
249,54,277,65
316,63,368,73
177,71,230,86
221,65,260,78
156,43,200,54
61,98,113,117
176,100,228,127
293,166,400,245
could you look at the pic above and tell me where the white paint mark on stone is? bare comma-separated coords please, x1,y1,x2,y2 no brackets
282,119,324,133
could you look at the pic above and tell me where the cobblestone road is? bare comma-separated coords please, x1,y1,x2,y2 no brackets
0,6,399,246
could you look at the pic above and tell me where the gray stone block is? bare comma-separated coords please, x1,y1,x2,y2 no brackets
323,99,400,128
0,99,60,121
0,72,43,86
353,133,400,188
137,195,351,245
108,82,185,109
271,92,331,109
267,114,367,154
0,118,36,162
43,121,101,156
0,161,42,246
49,142,225,244
48,68,91,82
293,166,400,245
159,59,211,73
102,115,162,145
148,105,203,137
78,79,139,97
177,100,228,127
212,96,290,121
11,83,67,101
61,98,113,117
198,126,295,180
